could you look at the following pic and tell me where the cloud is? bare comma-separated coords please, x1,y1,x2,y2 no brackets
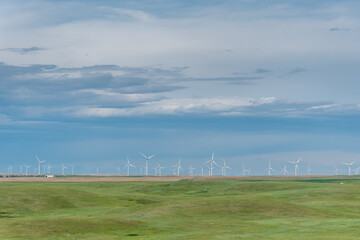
287,68,307,75
329,27,350,32
0,47,45,54
73,97,277,117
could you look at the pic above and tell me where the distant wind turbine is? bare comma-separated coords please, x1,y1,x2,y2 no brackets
221,160,231,176
124,157,135,176
334,166,341,175
139,152,156,176
188,166,195,176
282,165,289,176
61,163,67,176
307,165,312,175
265,161,275,176
24,165,31,176
173,159,183,176
343,161,356,176
157,163,165,176
242,164,249,176
35,154,45,175
289,157,302,176
205,152,218,176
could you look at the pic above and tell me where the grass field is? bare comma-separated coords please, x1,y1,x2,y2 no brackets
0,177,359,239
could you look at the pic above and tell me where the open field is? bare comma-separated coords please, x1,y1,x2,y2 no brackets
1,176,360,239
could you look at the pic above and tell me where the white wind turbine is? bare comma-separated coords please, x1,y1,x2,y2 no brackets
188,166,195,176
307,165,312,175
289,157,302,176
242,164,249,176
117,166,121,175
47,165,52,173
221,160,231,176
173,159,183,176
334,166,341,175
35,154,45,175
157,163,165,176
124,157,135,176
139,152,156,176
61,163,67,176
282,165,289,176
343,161,356,176
205,152,218,176
265,161,275,176
24,165,31,176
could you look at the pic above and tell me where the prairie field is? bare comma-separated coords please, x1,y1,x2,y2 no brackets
0,176,359,239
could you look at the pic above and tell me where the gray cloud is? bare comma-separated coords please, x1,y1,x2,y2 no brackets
288,68,307,75
329,27,350,32
0,47,46,54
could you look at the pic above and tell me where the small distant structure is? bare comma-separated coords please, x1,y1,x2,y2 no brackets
45,175,55,178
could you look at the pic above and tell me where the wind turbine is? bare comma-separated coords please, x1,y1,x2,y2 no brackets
157,163,165,176
334,166,341,175
221,160,231,176
61,163,67,176
188,166,195,176
289,157,302,176
35,154,45,175
173,159,183,176
24,165,31,176
124,157,135,176
242,164,249,176
343,161,356,176
265,161,275,176
47,165,52,173
307,165,312,175
139,152,156,176
205,152,218,176
282,165,289,176
117,166,121,175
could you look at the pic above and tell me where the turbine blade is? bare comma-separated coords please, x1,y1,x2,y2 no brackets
139,152,147,159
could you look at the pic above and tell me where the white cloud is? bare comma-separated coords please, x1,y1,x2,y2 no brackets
73,96,276,117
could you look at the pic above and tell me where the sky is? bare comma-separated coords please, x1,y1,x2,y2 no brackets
0,0,360,175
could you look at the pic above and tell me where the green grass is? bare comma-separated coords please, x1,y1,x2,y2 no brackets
0,178,360,239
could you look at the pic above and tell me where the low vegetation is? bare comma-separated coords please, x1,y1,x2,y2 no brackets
0,178,359,239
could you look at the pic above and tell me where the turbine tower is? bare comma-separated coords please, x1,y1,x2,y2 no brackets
35,154,45,175
289,157,302,176
124,157,135,176
242,164,249,176
282,165,289,176
157,163,165,176
343,161,356,176
334,166,340,175
173,159,183,176
307,165,312,175
47,165,52,173
188,166,195,176
205,152,218,176
61,163,67,176
221,160,231,176
24,165,31,176
139,152,156,176
265,161,275,176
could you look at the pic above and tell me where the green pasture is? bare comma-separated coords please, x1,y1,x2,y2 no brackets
0,177,359,239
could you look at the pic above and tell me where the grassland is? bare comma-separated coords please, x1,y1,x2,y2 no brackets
0,177,360,239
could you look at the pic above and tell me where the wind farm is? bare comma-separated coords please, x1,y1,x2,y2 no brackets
1,0,360,239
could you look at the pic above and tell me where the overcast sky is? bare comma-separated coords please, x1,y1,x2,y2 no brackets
0,0,360,175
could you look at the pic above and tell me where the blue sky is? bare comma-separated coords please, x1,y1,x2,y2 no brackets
0,0,360,175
